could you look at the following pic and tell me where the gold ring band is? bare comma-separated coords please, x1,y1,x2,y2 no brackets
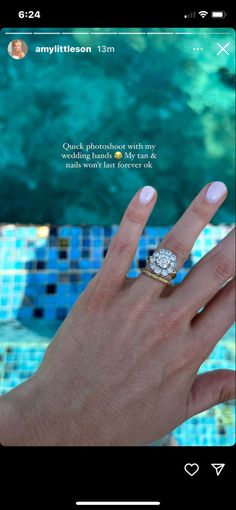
141,268,173,286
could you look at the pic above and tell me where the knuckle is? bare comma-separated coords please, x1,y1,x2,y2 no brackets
162,237,188,261
191,202,208,223
85,288,108,313
82,275,111,313
125,206,144,226
212,384,233,405
111,236,131,257
211,252,234,283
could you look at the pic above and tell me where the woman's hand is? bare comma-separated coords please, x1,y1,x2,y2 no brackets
0,182,235,445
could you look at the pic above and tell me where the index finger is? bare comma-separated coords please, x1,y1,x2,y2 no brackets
100,186,157,288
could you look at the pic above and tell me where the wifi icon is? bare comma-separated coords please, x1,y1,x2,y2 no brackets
199,10,208,18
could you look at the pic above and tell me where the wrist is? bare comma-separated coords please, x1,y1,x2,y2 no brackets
0,394,17,445
0,381,37,446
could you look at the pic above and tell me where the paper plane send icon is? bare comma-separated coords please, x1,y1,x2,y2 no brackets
211,464,225,476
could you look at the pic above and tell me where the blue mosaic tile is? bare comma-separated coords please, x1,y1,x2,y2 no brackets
47,273,58,283
25,261,34,270
71,238,80,248
44,308,56,320
58,261,69,271
36,239,47,248
47,260,58,269
56,307,68,320
49,238,57,247
71,249,81,260
59,226,71,236
17,308,32,319
183,258,193,268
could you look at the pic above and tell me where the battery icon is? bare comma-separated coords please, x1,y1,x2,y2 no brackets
211,11,227,18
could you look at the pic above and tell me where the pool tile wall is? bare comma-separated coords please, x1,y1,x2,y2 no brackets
0,224,232,321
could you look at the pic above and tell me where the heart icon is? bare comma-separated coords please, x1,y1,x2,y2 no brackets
184,463,199,476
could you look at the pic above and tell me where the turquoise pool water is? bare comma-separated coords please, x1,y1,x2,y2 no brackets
0,28,235,226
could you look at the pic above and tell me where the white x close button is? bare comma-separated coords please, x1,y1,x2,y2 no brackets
216,42,230,55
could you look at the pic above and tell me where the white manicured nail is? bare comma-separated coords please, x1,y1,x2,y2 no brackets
206,181,227,204
139,186,156,205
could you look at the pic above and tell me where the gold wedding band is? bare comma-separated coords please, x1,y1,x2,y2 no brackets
141,268,173,286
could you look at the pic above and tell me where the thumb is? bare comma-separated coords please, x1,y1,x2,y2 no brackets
187,370,235,418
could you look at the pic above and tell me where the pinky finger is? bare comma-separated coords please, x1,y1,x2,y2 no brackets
191,278,235,357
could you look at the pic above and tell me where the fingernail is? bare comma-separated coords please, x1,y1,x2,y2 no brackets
139,186,156,205
205,181,227,204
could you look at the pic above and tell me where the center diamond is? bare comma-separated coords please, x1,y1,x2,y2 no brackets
159,255,169,268
148,248,176,277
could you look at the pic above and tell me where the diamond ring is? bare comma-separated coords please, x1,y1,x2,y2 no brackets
141,248,177,286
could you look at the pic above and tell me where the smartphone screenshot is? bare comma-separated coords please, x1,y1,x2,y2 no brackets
0,6,235,508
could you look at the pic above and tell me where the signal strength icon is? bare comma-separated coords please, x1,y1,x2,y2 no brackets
199,10,208,18
184,12,196,18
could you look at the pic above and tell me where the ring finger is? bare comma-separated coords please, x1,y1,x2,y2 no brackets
138,181,228,295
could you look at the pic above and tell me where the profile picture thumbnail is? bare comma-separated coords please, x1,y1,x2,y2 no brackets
8,39,28,59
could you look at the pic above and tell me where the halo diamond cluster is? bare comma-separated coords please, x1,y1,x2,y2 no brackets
148,248,177,278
